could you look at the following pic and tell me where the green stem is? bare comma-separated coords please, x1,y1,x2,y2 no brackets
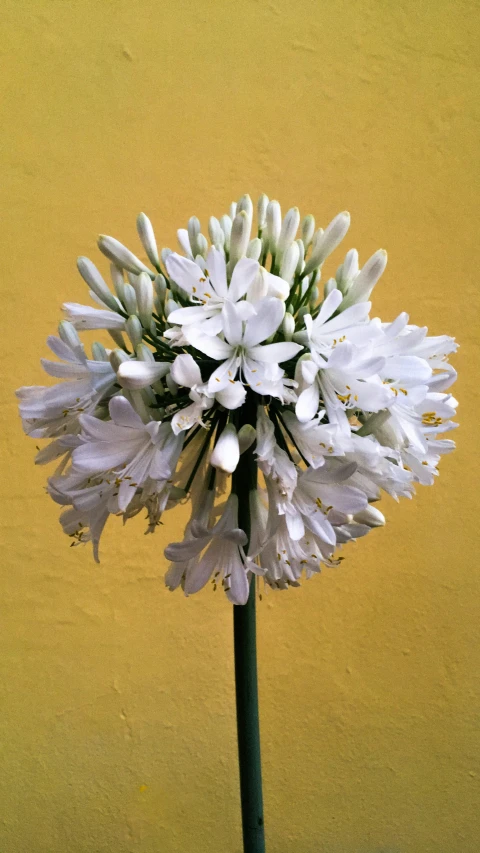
233,395,265,853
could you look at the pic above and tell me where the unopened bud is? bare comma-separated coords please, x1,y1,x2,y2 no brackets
295,239,305,275
210,423,240,473
238,424,256,454
220,215,232,251
237,194,253,235
277,207,300,257
279,242,300,284
136,213,160,270
301,215,315,249
154,274,167,300
208,217,225,249
196,234,208,258
123,283,137,316
91,342,108,362
126,315,143,349
303,212,351,276
337,249,359,290
166,373,178,395
98,235,152,276
110,264,126,301
161,248,173,268
324,277,337,298
266,200,281,253
165,298,179,318
58,320,82,351
342,249,387,308
282,312,295,341
187,216,201,257
135,272,153,328
77,256,119,312
247,238,262,261
228,210,251,273
108,329,127,350
257,193,269,231
109,348,130,371
353,505,386,528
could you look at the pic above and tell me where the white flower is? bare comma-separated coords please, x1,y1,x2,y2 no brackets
185,298,302,399
164,494,251,604
166,248,259,334
73,397,183,509
16,331,116,438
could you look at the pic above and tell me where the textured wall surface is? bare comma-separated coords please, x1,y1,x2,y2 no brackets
1,1,479,851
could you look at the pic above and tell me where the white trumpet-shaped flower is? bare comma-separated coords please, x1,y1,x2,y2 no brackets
165,494,251,604
185,298,302,398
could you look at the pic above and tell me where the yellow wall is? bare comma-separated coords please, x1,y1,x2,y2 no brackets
1,2,479,851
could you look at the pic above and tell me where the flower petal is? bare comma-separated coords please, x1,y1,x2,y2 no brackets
248,341,303,363
242,297,285,347
184,326,234,360
228,257,259,302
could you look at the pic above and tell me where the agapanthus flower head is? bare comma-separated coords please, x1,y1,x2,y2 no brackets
16,194,458,603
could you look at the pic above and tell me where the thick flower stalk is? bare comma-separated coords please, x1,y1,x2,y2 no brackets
17,194,458,603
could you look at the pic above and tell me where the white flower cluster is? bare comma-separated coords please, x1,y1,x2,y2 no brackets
17,194,458,603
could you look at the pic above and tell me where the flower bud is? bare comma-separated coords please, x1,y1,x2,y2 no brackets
295,239,305,275
126,315,143,349
237,194,253,235
109,348,130,372
77,256,119,311
279,242,300,284
135,272,153,328
229,202,237,220
196,234,208,258
165,298,179,318
337,249,359,291
98,235,152,276
353,505,386,528
58,320,82,351
108,329,127,350
282,312,295,341
277,207,300,257
301,215,315,249
210,423,240,474
266,200,281,253
122,283,137,316
342,249,387,308
161,248,173,268
228,210,251,274
166,373,178,395
257,193,269,231
309,286,319,305
110,263,126,300
303,212,350,276
91,342,108,362
220,215,232,251
187,216,201,257
238,424,256,454
297,305,308,321
246,238,262,261
324,277,337,298
136,212,160,270
208,216,225,249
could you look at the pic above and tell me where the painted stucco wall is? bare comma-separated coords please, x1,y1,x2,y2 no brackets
1,1,479,851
